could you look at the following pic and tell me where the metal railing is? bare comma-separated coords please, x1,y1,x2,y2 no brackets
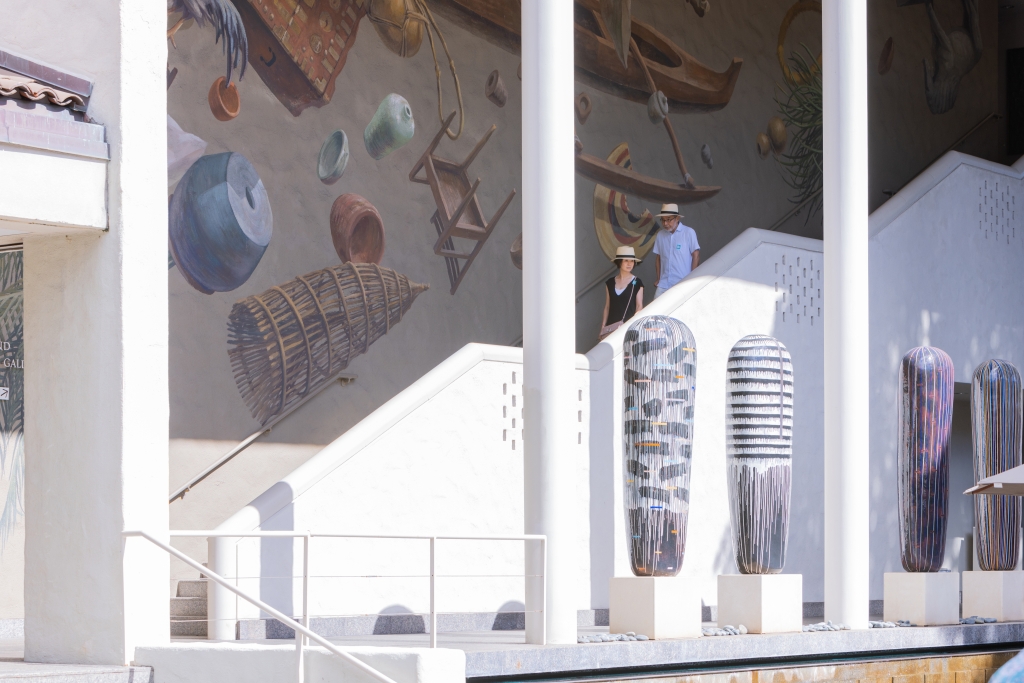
133,529,546,654
125,530,398,683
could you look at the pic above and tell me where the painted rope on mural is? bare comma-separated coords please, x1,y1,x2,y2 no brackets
972,359,1023,572
726,334,792,575
622,315,696,577
897,346,954,573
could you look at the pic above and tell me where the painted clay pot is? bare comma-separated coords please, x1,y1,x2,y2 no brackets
622,315,696,577
318,130,350,185
330,194,385,264
897,346,954,573
972,359,1023,571
208,77,240,121
726,335,793,575
169,152,273,294
364,94,415,160
485,70,508,107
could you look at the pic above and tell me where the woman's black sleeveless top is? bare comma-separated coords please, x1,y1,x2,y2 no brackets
605,276,642,325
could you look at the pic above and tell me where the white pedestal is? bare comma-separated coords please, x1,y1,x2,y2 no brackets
717,574,802,634
962,571,1024,622
883,572,960,626
609,577,702,639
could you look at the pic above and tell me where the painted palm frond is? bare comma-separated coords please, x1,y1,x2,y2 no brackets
774,46,823,221
0,251,24,555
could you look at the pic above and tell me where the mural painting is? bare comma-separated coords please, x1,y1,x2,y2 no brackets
0,251,23,557
160,0,998,455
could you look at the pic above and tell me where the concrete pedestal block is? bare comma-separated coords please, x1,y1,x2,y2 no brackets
609,577,702,639
717,574,803,634
883,572,960,626
962,571,1024,622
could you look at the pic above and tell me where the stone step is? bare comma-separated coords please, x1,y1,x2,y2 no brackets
0,662,153,682
169,618,207,638
175,579,208,599
170,596,206,618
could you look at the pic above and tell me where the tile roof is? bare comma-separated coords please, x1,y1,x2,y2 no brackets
0,73,85,110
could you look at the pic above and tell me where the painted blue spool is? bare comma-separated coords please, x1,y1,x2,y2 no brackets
169,152,273,294
972,359,1023,571
726,334,793,575
897,346,954,573
622,315,696,577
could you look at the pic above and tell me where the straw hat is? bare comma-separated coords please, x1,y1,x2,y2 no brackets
656,203,683,217
612,246,642,263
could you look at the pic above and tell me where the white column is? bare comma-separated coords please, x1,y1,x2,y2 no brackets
822,0,870,629
521,0,577,645
21,0,169,664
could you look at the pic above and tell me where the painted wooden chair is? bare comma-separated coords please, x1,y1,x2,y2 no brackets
410,111,516,294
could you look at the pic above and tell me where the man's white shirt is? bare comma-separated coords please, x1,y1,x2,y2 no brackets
653,224,700,289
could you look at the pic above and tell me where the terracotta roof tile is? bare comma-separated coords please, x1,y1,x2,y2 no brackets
0,73,85,110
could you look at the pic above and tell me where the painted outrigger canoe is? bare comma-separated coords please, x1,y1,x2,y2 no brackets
427,0,743,113
575,140,721,204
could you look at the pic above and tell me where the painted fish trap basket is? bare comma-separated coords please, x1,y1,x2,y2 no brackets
228,263,427,425
972,359,1023,571
622,315,696,577
726,334,793,575
897,346,954,573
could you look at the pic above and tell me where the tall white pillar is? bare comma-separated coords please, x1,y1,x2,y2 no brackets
822,0,870,629
521,0,577,645
20,0,170,664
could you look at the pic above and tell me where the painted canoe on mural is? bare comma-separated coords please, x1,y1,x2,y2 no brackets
576,139,721,204
427,0,743,113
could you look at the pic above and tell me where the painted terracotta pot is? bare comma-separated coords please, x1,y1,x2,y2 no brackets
208,77,240,121
622,315,696,577
897,346,954,572
330,194,386,264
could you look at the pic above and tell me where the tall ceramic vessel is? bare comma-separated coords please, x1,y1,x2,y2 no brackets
725,335,793,575
972,359,1023,571
622,315,696,576
897,346,954,572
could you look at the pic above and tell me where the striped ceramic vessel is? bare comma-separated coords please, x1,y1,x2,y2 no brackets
726,335,793,575
972,359,1023,571
897,346,954,572
622,315,696,577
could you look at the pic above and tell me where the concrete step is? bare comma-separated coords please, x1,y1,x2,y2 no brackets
169,618,207,638
170,596,206,618
175,580,208,599
0,662,153,682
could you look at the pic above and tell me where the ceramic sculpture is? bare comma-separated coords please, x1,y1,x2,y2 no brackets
169,152,273,294
725,335,793,575
622,315,696,577
972,359,1023,571
897,346,954,572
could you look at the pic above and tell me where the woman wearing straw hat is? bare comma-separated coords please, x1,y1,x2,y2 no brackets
599,246,645,340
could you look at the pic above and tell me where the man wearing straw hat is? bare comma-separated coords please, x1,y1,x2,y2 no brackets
652,203,700,299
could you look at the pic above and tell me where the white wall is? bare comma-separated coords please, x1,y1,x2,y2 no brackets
1,0,170,664
217,345,591,622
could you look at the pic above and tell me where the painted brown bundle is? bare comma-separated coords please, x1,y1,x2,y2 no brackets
228,263,428,425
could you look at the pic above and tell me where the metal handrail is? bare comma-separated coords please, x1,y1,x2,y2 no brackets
123,530,398,683
169,373,356,503
143,530,546,652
